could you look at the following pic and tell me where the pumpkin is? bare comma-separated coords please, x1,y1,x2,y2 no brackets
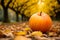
29,12,52,32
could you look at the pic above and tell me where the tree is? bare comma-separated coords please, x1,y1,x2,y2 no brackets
9,0,30,21
38,0,58,17
57,0,60,4
9,0,39,21
0,0,12,22
54,0,60,19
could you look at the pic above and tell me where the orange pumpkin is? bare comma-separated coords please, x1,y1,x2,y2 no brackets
29,12,52,32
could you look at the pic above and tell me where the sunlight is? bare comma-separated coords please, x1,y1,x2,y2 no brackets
38,0,44,6
38,0,45,12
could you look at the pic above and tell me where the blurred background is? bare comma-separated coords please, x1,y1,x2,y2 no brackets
0,0,60,23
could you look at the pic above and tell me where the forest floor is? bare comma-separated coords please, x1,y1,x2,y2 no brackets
0,21,60,40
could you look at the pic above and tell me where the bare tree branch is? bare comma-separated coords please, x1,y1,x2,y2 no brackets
9,6,16,12
21,2,38,14
16,0,30,8
6,0,12,8
0,0,1,4
1,0,5,7
9,0,38,18
11,0,16,8
9,0,30,13
17,0,30,12
9,0,17,11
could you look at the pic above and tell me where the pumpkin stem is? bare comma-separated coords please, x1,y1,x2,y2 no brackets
40,11,42,16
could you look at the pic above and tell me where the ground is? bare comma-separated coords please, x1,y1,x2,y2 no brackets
0,21,60,40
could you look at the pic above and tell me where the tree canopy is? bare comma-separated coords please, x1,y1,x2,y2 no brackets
38,0,60,16
0,0,60,22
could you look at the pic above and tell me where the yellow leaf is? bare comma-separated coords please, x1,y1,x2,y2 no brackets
23,27,31,31
30,31,43,36
15,31,27,36
14,36,31,40
4,29,11,34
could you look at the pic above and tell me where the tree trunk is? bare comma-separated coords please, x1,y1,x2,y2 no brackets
21,14,26,21
21,14,24,21
57,0,60,4
56,11,60,20
21,14,29,21
3,8,10,23
16,12,19,22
